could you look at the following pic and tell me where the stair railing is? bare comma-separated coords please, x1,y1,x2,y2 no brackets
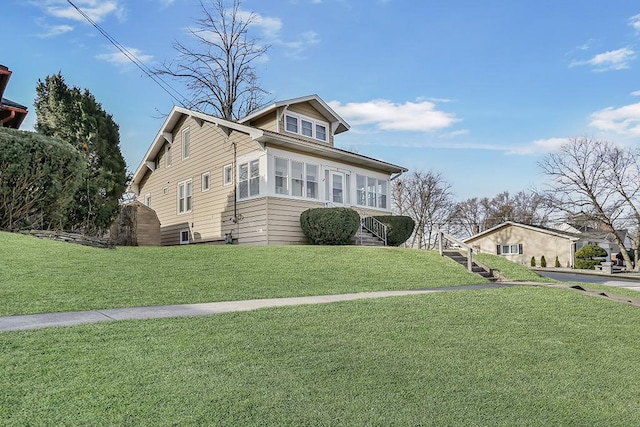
361,216,388,246
435,228,473,271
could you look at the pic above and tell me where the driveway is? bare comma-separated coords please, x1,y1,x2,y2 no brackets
536,270,640,291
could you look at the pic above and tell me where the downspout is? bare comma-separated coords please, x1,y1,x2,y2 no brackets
0,110,15,125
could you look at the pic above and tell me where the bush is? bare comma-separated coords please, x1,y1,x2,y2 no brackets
0,127,84,231
555,256,561,268
574,244,608,270
372,215,415,246
575,244,608,259
530,256,536,267
540,256,547,268
575,259,601,270
300,207,360,245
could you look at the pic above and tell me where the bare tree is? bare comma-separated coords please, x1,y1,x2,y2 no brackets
393,171,454,249
155,0,269,120
539,137,635,269
451,191,549,238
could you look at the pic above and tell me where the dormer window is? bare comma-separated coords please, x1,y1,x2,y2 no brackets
284,112,328,142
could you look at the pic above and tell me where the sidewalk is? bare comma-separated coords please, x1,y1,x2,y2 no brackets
0,283,511,332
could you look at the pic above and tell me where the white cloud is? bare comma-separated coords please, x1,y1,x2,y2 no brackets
283,31,320,57
237,9,282,39
37,24,74,38
570,47,635,71
328,99,460,132
590,102,640,135
96,47,153,66
630,13,640,31
508,138,570,155
631,90,640,97
42,0,122,23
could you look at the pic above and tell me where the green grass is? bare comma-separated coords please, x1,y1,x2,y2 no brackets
0,231,486,316
475,252,555,282
2,286,639,426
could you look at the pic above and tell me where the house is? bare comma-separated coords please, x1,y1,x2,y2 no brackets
130,95,407,245
0,65,28,129
463,221,624,268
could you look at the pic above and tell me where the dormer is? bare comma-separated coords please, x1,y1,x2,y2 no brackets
239,94,349,147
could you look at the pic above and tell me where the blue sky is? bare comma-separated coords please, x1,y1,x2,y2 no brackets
5,0,640,200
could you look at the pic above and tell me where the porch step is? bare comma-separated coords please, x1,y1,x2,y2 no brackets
442,250,497,281
353,229,385,246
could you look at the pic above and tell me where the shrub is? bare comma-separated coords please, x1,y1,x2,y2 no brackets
300,207,360,245
372,215,415,246
575,244,608,260
0,127,84,231
575,259,601,270
575,244,608,270
530,256,536,267
540,256,547,268
555,256,561,268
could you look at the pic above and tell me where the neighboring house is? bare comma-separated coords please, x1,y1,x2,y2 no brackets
0,65,28,129
130,95,407,245
463,221,624,268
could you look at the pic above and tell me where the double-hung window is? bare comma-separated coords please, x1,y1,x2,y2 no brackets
177,179,192,213
275,157,288,195
291,161,304,197
284,113,329,142
306,164,318,199
238,160,260,199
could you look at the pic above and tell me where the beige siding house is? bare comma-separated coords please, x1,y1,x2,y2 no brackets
463,221,624,268
464,222,581,267
130,95,407,245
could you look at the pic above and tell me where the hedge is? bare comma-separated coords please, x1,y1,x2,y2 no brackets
300,207,360,245
372,215,415,246
0,127,84,231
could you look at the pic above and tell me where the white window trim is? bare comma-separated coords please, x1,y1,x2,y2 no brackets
237,158,261,200
283,112,329,142
223,164,233,186
182,127,190,160
201,171,211,192
177,179,193,214
356,174,389,210
144,193,151,207
179,229,190,245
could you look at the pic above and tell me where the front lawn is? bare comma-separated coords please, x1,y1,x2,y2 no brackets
0,232,486,316
1,286,638,425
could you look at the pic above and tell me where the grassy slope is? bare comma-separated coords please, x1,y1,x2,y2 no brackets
0,232,487,316
474,252,553,282
2,286,639,426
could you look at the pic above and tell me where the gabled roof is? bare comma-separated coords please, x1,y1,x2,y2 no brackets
239,94,350,135
131,105,406,194
463,221,583,243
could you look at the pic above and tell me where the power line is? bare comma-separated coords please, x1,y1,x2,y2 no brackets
65,0,189,108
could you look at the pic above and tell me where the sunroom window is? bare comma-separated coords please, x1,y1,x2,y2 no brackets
275,157,288,195
291,161,304,197
356,174,389,210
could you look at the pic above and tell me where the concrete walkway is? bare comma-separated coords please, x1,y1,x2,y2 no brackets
0,283,512,332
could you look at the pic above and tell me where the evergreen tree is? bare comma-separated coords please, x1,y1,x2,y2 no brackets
35,73,127,234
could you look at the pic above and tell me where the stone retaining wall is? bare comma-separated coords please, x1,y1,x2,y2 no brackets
20,230,114,249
